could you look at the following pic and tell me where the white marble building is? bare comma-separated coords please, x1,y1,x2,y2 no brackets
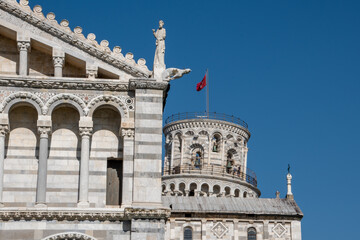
0,1,303,239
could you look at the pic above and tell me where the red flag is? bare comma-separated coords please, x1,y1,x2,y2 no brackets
196,73,207,91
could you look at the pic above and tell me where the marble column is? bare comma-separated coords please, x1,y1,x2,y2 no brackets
36,126,51,206
121,127,134,208
78,127,92,207
0,124,9,207
17,35,31,76
53,48,65,77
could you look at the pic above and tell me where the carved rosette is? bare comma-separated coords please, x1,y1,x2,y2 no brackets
121,128,135,139
17,41,31,52
0,125,9,137
79,127,93,137
53,56,65,68
38,126,51,138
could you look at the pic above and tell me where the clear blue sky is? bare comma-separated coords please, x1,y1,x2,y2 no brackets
30,0,360,239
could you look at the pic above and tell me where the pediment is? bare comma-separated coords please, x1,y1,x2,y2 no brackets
0,0,151,80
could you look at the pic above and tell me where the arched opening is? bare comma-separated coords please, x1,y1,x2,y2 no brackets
234,189,240,197
48,106,80,206
225,186,231,196
226,152,234,173
191,147,203,169
179,182,186,196
248,227,257,240
243,191,248,198
162,184,166,192
170,183,175,196
4,105,38,204
189,183,197,197
212,134,221,152
90,107,121,207
200,183,209,196
184,227,193,240
213,185,220,196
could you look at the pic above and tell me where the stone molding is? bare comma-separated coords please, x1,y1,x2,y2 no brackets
121,128,135,139
164,119,251,140
0,0,151,77
129,79,168,90
0,207,171,221
79,127,93,137
0,76,168,92
43,232,97,240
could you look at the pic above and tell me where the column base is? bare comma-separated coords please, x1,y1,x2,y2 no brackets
35,203,47,208
77,201,90,208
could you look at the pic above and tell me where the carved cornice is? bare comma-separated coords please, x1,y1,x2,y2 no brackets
0,0,151,78
129,79,168,90
164,119,251,140
43,232,96,240
0,76,168,92
0,207,171,221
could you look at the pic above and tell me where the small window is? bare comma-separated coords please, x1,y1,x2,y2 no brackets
248,227,256,240
184,227,193,240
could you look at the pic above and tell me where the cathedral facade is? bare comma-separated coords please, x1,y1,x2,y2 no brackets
0,1,302,239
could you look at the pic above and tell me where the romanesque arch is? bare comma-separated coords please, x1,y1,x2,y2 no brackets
42,232,97,240
0,92,43,115
87,95,128,119
44,93,86,116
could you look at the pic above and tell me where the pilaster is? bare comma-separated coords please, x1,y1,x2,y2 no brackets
121,126,134,208
0,123,9,207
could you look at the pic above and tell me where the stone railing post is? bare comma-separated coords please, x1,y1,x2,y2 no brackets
78,121,93,208
36,124,51,206
0,122,9,207
53,48,65,77
17,34,31,76
121,126,135,208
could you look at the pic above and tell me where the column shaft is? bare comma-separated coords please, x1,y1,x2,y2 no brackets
78,127,92,207
121,128,134,207
0,126,8,205
36,127,50,205
17,40,30,76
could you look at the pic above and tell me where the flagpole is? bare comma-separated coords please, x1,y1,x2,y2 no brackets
206,69,209,118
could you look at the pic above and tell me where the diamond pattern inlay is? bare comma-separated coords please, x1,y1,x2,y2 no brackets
272,223,287,237
211,222,229,239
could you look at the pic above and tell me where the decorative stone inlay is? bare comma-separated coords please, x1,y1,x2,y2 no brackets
121,128,135,138
0,0,151,77
211,222,229,239
43,93,87,115
272,223,287,237
0,91,44,112
43,232,97,240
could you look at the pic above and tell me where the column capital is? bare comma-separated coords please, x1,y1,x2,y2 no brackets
79,127,93,137
121,128,135,139
53,56,65,68
17,41,31,52
38,126,51,138
86,64,98,79
0,125,9,137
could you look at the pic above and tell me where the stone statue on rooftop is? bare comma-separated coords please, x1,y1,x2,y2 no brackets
162,68,191,81
153,20,166,79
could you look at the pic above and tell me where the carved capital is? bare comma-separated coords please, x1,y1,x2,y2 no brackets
17,41,31,52
79,127,93,137
0,125,9,137
53,56,65,68
38,126,51,138
86,65,98,79
121,128,135,139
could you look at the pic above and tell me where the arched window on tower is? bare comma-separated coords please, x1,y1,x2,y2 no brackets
248,227,257,240
226,152,234,173
184,227,193,240
212,134,221,152
191,147,203,169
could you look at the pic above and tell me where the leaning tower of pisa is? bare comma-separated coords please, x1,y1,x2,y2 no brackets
162,112,260,198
